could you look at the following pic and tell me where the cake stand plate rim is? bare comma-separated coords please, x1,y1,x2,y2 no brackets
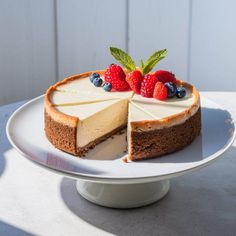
6,95,236,184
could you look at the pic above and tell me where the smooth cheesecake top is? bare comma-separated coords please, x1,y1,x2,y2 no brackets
129,81,200,131
45,70,200,131
55,71,133,100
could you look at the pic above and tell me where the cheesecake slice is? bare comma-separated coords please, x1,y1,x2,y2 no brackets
128,81,201,160
44,71,201,160
45,72,132,156
45,98,129,156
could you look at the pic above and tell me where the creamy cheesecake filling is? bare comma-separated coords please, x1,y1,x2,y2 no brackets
49,75,199,155
56,99,129,147
129,91,199,131
53,85,198,144
77,99,128,147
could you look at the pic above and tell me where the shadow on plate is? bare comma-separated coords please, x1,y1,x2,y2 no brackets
137,106,234,164
12,141,107,176
83,129,127,161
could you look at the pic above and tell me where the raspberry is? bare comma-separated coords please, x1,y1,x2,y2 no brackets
126,70,143,94
153,82,167,100
104,64,130,91
154,70,176,84
140,74,158,97
109,80,130,91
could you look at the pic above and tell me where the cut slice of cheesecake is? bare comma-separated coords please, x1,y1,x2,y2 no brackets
57,99,128,149
45,96,129,155
45,72,132,155
128,82,201,160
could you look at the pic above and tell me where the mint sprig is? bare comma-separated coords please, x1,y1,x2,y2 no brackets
110,47,136,72
141,49,167,75
109,47,167,75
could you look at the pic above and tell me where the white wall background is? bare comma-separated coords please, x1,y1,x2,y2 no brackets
0,0,236,105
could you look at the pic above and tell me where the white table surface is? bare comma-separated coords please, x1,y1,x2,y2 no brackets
0,92,236,236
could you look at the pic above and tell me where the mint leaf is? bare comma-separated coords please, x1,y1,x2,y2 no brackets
110,47,136,72
140,59,145,69
141,49,167,75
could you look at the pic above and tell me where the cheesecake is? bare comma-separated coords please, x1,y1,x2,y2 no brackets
44,70,201,160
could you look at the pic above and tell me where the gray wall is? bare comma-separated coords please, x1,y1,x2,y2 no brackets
0,0,236,105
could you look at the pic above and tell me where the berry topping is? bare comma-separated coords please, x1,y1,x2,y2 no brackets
153,82,168,100
126,70,143,94
104,64,130,91
154,70,176,84
164,82,177,98
93,77,103,87
140,74,158,97
176,87,186,98
89,72,100,83
103,82,112,92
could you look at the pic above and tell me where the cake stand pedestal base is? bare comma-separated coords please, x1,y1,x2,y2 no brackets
76,179,170,208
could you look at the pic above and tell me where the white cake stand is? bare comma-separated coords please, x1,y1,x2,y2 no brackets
6,95,235,208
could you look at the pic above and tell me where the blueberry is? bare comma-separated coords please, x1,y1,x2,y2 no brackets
103,82,112,92
93,77,103,87
164,82,177,98
176,87,186,98
89,73,100,83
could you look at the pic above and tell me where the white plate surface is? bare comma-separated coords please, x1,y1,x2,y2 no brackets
6,95,235,183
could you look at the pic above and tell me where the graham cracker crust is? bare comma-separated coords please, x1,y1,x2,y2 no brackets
129,108,202,161
45,110,126,156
